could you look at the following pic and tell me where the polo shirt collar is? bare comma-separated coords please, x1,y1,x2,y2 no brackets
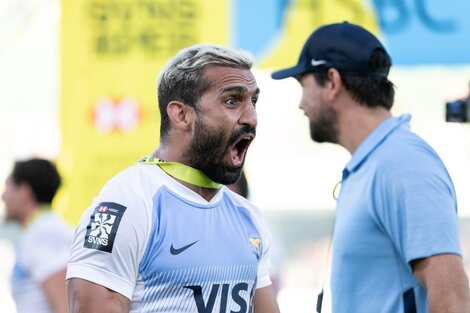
342,114,411,180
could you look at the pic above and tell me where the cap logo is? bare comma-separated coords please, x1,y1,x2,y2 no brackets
311,59,327,66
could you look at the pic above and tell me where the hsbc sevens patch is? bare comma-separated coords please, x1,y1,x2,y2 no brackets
84,202,127,253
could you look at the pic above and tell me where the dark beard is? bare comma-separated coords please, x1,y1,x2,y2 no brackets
185,118,255,185
310,103,338,144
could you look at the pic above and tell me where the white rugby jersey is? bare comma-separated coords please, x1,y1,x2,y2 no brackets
67,163,272,313
11,210,73,313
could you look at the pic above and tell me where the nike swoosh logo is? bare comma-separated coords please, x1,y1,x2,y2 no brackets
170,240,199,255
311,59,327,66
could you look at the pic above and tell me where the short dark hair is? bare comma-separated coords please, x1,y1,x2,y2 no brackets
313,48,395,109
11,158,61,204
157,44,254,142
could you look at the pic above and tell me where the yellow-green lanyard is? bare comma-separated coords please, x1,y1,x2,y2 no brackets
138,155,221,189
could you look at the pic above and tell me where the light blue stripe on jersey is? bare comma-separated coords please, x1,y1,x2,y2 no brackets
139,186,261,312
142,265,257,312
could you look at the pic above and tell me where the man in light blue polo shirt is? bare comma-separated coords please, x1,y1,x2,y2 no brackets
272,22,470,313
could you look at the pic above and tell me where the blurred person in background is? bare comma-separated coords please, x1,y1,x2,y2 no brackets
1,158,71,313
272,22,470,313
66,44,280,313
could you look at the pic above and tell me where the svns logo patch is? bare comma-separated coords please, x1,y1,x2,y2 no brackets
84,202,127,253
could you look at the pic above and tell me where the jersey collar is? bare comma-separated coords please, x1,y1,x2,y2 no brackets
342,114,411,181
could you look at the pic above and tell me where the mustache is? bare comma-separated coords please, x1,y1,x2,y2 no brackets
228,125,256,146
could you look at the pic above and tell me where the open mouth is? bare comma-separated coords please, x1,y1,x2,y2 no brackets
230,135,254,167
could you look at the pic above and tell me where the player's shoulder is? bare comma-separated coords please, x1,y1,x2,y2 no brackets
36,211,73,233
223,186,252,204
223,186,263,217
385,124,437,157
22,211,73,250
106,162,150,184
369,130,452,196
100,162,168,197
373,126,442,172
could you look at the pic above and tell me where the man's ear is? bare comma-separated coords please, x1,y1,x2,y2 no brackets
18,183,35,203
167,101,196,131
326,68,343,102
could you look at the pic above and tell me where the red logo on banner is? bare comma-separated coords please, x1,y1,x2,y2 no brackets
92,97,141,133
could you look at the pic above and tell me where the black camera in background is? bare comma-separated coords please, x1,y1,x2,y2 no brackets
446,99,470,123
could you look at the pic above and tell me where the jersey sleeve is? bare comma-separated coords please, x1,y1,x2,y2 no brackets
67,167,152,299
256,228,273,289
371,148,462,266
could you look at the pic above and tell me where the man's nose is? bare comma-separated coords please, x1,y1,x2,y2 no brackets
240,102,257,128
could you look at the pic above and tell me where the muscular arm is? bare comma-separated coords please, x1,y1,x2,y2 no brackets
67,278,130,313
42,268,68,313
253,285,280,313
412,254,470,313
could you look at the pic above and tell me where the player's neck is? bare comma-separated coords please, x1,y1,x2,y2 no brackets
20,203,42,227
339,106,391,154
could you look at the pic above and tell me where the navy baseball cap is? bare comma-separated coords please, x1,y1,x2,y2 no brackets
271,22,391,80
